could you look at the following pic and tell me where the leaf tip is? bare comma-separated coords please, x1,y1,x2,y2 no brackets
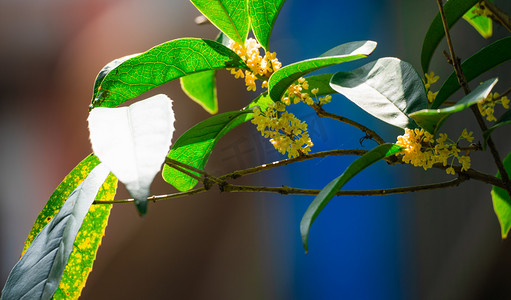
135,198,148,216
300,221,310,253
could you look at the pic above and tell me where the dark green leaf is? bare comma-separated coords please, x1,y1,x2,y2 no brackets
180,70,218,114
484,109,511,148
330,57,428,129
163,110,253,191
91,38,247,108
410,78,497,133
1,164,111,300
462,1,493,38
248,0,286,50
491,151,511,238
432,37,511,108
300,144,403,252
268,40,377,102
190,0,249,46
421,0,479,73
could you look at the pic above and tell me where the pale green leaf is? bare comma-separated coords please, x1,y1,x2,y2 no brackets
330,57,428,129
268,40,377,102
410,78,497,133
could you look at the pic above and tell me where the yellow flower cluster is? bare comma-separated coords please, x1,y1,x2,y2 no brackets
282,77,332,106
478,92,510,122
424,72,439,104
250,75,334,158
252,102,313,158
227,38,282,91
395,128,474,175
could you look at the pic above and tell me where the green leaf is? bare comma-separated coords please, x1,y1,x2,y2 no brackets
483,109,511,149
180,70,218,114
1,164,112,300
432,37,511,108
305,74,337,97
177,32,230,115
248,0,286,50
462,1,493,38
91,38,247,108
245,92,276,111
492,151,511,238
268,40,377,102
19,154,117,299
190,0,249,46
300,144,403,252
410,78,497,133
89,95,175,215
53,173,116,299
91,54,138,109
22,155,101,252
330,57,428,129
163,110,253,191
421,0,479,73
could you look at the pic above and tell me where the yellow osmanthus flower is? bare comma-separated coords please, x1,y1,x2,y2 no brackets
254,76,334,158
395,128,473,174
227,38,282,91
251,102,313,158
478,92,510,122
424,72,440,104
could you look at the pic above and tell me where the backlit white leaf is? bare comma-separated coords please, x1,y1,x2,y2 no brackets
88,94,175,214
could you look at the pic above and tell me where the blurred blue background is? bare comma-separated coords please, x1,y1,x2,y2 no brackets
2,0,511,299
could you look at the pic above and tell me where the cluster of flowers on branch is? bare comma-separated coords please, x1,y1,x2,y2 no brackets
395,128,474,175
478,91,510,121
227,38,281,91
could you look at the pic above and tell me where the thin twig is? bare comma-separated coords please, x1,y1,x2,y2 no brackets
93,148,504,205
495,87,511,101
167,164,203,183
93,187,207,204
165,157,225,186
483,0,511,33
220,149,368,180
222,176,467,195
436,0,511,194
311,104,386,145
100,176,467,205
